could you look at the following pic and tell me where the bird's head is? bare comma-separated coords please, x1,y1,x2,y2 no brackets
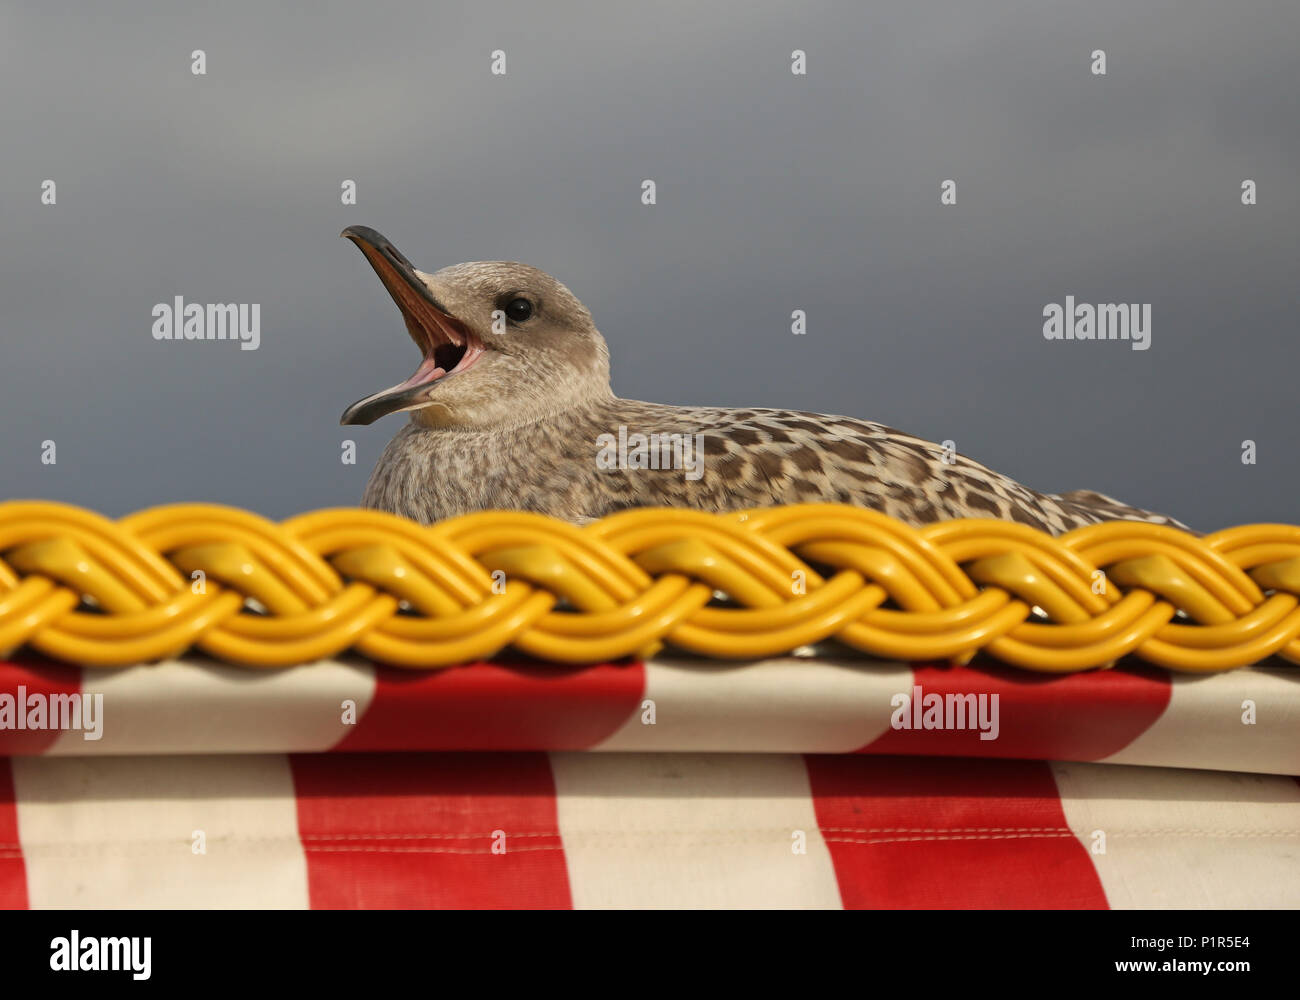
338,226,611,428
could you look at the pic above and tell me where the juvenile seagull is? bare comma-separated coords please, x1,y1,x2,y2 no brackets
339,227,1188,536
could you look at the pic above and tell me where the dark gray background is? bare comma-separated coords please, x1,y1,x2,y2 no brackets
2,1,1296,530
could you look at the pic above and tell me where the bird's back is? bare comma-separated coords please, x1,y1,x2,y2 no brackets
362,397,1189,535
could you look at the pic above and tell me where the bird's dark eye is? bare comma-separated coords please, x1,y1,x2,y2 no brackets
505,298,532,322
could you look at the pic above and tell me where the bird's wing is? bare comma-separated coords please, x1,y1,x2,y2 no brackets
592,401,1187,535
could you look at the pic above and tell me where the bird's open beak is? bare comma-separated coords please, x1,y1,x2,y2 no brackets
339,226,484,425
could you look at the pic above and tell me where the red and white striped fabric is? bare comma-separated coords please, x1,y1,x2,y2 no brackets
3,654,1298,908
1,751,1297,909
2,654,1297,774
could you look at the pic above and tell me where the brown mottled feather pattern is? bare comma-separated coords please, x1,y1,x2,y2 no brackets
362,398,1189,535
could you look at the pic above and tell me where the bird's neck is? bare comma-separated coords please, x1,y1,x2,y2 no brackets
408,385,619,436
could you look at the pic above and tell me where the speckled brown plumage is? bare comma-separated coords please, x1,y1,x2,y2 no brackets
362,398,1188,534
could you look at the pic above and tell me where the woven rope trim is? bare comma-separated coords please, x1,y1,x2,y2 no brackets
1,501,1299,672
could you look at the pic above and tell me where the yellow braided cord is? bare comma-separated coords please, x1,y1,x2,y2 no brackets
1,500,1299,672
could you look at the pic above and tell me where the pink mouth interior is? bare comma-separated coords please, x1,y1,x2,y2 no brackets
395,341,484,390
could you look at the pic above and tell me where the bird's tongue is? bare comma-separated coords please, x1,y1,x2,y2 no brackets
395,341,469,389
396,356,449,390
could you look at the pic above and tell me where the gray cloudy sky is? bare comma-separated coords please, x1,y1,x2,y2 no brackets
1,0,1297,530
